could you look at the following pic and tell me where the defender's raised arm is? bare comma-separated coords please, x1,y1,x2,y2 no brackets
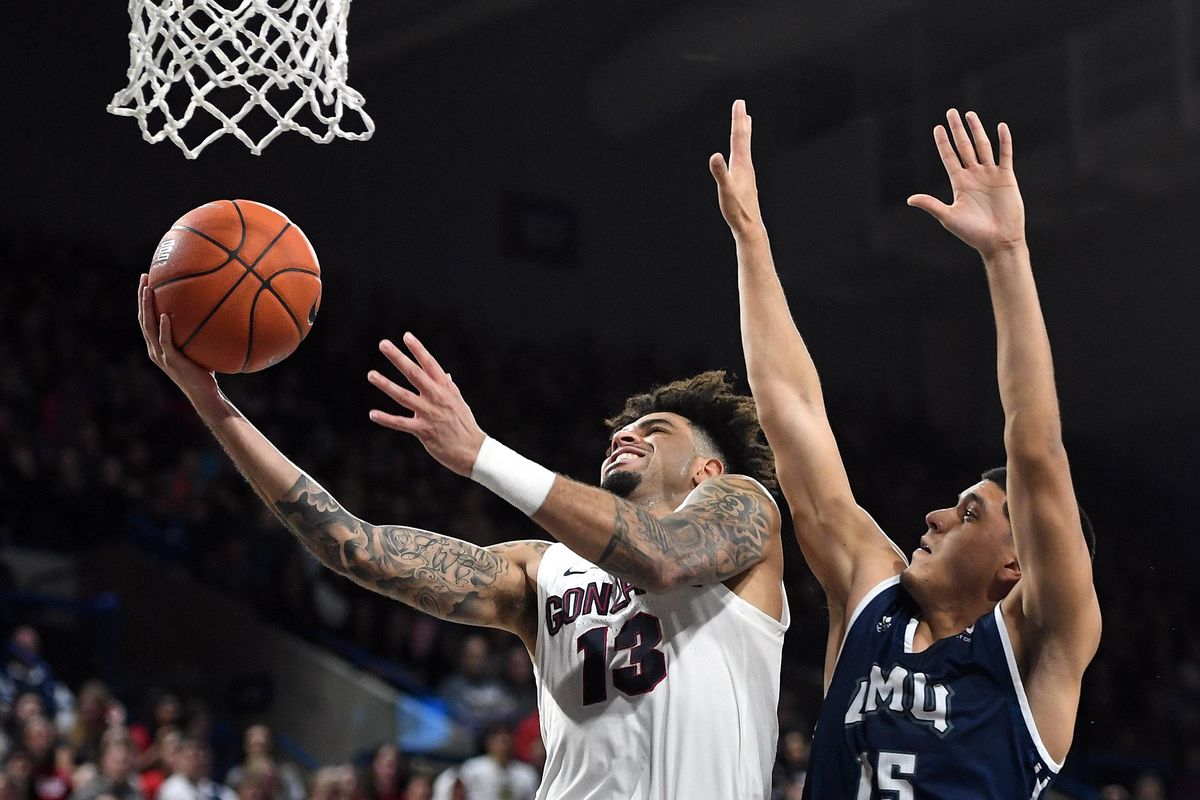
907,110,1100,639
908,110,1101,761
709,100,903,625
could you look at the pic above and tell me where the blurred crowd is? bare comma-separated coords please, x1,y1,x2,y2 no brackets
1,236,1199,798
0,623,539,800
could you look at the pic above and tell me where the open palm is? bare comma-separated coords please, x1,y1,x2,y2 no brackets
908,109,1025,258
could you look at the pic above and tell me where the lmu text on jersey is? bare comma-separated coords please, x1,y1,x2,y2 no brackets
844,663,954,736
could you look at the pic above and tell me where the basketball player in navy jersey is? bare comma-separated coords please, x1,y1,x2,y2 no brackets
138,278,787,798
711,99,1101,798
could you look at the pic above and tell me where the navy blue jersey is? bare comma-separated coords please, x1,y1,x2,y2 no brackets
802,576,1061,800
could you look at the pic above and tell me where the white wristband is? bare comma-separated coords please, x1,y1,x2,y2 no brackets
470,436,556,517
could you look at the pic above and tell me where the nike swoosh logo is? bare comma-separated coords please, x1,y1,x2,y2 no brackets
563,568,590,576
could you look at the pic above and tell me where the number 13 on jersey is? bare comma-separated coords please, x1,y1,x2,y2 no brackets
575,612,668,705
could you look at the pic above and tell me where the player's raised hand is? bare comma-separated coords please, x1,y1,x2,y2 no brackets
368,332,486,477
907,110,1025,259
137,273,217,397
710,99,766,240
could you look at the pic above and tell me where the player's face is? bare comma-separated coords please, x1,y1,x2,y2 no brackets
600,412,705,500
903,480,1018,598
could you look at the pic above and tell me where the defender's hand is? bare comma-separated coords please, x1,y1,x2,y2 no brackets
710,99,766,241
137,273,218,398
368,332,486,477
907,109,1026,259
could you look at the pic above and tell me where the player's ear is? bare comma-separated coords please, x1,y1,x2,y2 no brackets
692,457,725,486
999,555,1021,586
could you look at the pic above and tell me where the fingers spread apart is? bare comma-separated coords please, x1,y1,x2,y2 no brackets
370,334,457,434
379,338,440,396
997,121,1014,170
368,369,429,417
936,109,1011,174
964,111,994,165
946,108,977,167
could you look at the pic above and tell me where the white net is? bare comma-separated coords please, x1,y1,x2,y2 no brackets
108,0,375,159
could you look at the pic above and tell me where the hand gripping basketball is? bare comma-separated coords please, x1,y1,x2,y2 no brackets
367,332,487,477
138,273,218,398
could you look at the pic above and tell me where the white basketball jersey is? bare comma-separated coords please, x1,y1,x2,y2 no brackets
533,542,789,800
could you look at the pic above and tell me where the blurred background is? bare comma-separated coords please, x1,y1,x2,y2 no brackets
2,1,1198,799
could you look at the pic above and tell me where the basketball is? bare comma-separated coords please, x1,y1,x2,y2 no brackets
147,199,321,373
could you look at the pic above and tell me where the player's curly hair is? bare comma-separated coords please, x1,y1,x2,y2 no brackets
605,370,778,497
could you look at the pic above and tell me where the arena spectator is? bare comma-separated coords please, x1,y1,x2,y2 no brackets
498,648,536,724
509,711,541,773
452,725,537,800
362,744,405,800
71,738,142,800
227,764,270,800
137,728,181,800
6,695,46,753
157,739,234,800
22,717,69,800
130,696,181,771
69,682,115,767
306,768,345,800
771,728,809,799
399,774,432,800
3,749,35,800
336,764,363,800
3,631,73,733
427,769,464,800
0,772,19,800
438,636,515,733
223,726,302,800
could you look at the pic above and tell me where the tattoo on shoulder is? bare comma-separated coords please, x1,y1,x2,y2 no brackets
273,475,520,623
596,476,773,585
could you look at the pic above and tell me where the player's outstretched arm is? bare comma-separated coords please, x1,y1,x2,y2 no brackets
366,334,779,592
709,99,904,610
137,275,545,644
907,111,1101,654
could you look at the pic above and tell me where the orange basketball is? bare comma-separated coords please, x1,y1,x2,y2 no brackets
148,200,321,373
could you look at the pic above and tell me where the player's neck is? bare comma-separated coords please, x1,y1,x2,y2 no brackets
908,585,993,644
916,607,987,646
628,490,686,517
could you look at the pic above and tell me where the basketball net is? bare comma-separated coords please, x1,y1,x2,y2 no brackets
108,0,375,159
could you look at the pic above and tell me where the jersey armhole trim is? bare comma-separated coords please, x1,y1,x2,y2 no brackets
533,543,569,666
992,603,1064,773
832,575,901,670
711,580,790,634
903,617,919,654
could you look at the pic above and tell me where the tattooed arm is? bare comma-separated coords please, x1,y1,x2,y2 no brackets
273,475,547,638
137,278,546,644
532,474,780,592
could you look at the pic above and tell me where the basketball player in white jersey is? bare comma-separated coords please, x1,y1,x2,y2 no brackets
137,281,788,800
